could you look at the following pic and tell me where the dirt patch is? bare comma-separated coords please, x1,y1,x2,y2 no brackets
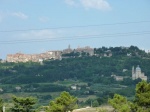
73,106,114,112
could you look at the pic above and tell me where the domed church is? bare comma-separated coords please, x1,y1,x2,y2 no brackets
132,65,147,81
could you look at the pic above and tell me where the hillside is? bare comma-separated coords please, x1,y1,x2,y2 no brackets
0,46,150,84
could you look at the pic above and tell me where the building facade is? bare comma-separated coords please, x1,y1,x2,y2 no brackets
6,51,62,63
132,65,147,81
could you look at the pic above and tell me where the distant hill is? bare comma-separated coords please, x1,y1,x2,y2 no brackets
0,46,150,84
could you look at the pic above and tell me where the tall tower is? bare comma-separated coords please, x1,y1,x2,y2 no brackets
132,66,136,80
68,44,71,49
132,66,135,75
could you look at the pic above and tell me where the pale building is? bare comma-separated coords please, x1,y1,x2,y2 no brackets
70,85,81,90
0,88,3,92
111,75,124,81
63,45,73,54
71,85,77,90
6,50,62,63
132,65,147,81
115,76,124,81
15,86,21,91
75,46,94,56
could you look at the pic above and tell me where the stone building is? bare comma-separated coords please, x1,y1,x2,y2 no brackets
63,45,73,54
111,74,124,81
6,53,31,62
74,46,94,56
132,65,147,81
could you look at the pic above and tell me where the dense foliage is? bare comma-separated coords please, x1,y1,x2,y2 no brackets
109,94,131,112
11,96,36,112
46,91,77,112
0,99,3,112
109,81,150,112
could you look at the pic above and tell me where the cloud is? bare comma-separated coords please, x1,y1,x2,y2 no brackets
11,12,28,19
64,0,76,6
39,16,49,23
80,0,111,11
64,0,111,11
0,11,28,22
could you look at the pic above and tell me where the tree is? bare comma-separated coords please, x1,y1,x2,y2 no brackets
108,94,131,112
109,81,150,112
92,100,99,107
11,96,36,112
46,91,77,112
131,81,150,111
0,98,3,112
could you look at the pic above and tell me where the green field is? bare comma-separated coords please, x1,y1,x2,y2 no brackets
0,79,135,108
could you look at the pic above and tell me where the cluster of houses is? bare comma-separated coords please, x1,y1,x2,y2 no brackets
6,46,141,63
6,51,61,63
5,45,119,63
6,45,94,63
0,86,21,93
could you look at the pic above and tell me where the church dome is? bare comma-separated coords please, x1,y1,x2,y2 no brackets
136,65,141,71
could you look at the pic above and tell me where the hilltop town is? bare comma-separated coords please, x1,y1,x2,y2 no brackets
4,45,150,82
2,45,149,83
5,45,150,63
6,45,94,63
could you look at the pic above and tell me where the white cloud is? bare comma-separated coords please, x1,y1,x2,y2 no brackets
0,11,28,22
64,0,111,11
11,12,28,20
64,0,76,6
39,16,49,23
80,0,111,11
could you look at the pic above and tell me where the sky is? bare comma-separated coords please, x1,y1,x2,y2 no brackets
0,0,150,59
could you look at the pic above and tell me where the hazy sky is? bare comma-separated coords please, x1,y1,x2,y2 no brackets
0,0,150,59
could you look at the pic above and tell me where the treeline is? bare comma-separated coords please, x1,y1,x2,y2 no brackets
95,45,148,57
